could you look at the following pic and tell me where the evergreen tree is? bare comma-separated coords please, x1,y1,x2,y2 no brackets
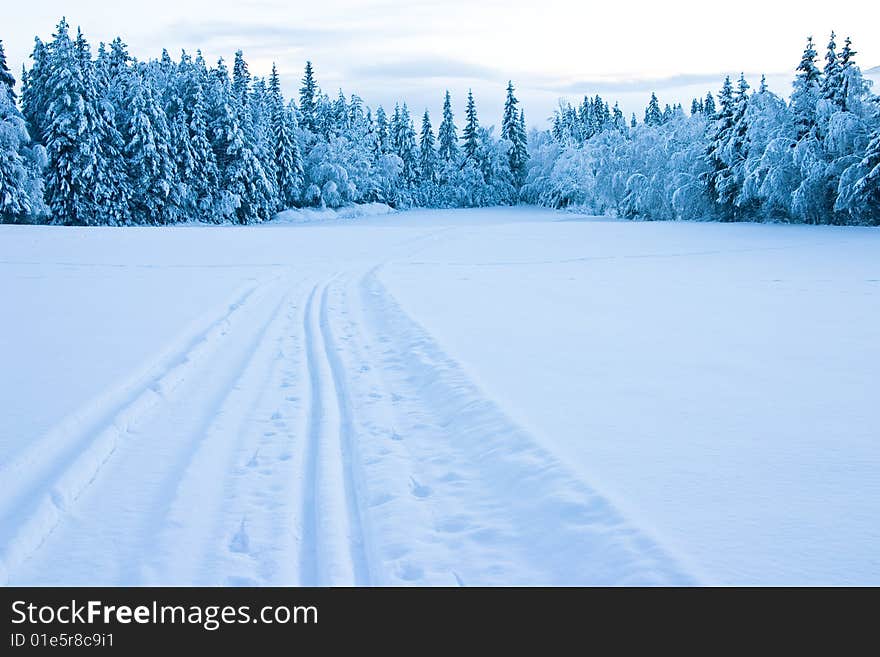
418,109,437,183
375,105,389,155
396,104,419,183
299,61,317,133
501,81,528,185
188,83,221,219
21,37,51,143
269,63,302,208
835,127,880,224
704,76,736,216
644,92,662,126
791,36,821,139
232,50,250,108
125,76,179,224
0,75,42,219
0,39,16,97
463,89,480,162
77,28,130,225
704,91,717,117
821,31,844,108
43,18,99,224
437,90,459,163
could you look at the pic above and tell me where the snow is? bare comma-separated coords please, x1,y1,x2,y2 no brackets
271,202,396,224
1,207,878,586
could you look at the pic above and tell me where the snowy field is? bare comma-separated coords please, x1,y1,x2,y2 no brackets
1,207,878,586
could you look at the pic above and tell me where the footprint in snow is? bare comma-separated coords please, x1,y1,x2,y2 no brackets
229,520,250,554
409,477,432,498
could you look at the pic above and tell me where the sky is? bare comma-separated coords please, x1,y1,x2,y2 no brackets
3,0,879,128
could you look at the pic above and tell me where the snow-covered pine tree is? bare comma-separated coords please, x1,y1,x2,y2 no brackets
463,89,480,163
375,105,389,155
76,28,130,225
501,81,528,186
721,73,752,218
299,61,317,134
42,18,101,224
835,125,880,225
249,76,279,207
269,63,303,209
397,104,419,184
232,50,250,110
821,31,844,109
418,109,437,183
838,37,871,114
704,76,736,217
0,74,43,220
187,82,221,220
438,90,459,163
21,37,52,144
0,40,16,98
124,73,179,224
704,92,717,117
611,103,625,131
791,36,821,140
644,92,662,126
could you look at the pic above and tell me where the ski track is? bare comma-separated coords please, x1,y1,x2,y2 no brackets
4,242,696,586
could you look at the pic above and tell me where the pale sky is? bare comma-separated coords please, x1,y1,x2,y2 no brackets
4,0,879,127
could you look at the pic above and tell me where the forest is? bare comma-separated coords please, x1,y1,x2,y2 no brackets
1,19,878,226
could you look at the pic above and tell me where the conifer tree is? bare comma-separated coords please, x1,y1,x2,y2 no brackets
419,109,438,183
188,83,221,219
704,76,736,216
438,90,459,163
299,61,317,133
269,63,302,208
0,40,16,97
232,50,250,109
791,36,821,139
43,18,99,224
375,105,389,155
21,37,51,144
644,92,662,126
836,127,880,224
397,104,419,183
0,74,40,219
125,76,179,224
821,31,844,108
704,92,717,117
463,89,480,162
501,81,528,185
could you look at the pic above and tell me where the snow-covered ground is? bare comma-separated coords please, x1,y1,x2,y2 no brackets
1,207,878,586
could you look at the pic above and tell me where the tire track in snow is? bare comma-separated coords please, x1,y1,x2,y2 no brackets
137,280,301,585
0,277,280,585
299,279,372,586
340,267,697,585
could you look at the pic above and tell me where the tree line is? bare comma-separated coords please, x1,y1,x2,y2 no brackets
529,33,879,225
1,21,878,226
0,19,528,224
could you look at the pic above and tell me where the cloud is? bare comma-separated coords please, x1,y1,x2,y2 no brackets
537,73,731,95
351,57,501,82
159,20,352,50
